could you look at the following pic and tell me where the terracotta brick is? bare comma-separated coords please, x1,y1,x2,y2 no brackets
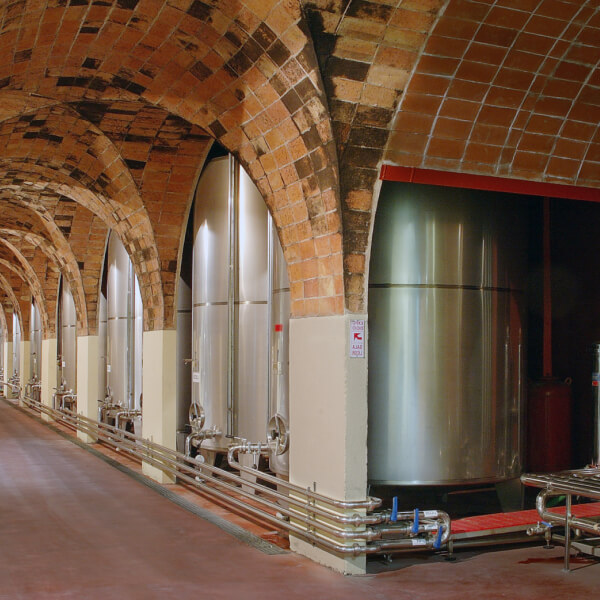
464,142,503,164
417,54,459,76
395,111,434,134
518,132,554,154
384,27,426,51
427,136,466,159
439,98,480,121
433,117,473,139
545,156,580,181
512,150,549,173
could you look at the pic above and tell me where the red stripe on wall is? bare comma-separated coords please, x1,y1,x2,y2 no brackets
380,165,600,202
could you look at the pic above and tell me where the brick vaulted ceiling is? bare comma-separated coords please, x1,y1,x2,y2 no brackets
0,0,597,337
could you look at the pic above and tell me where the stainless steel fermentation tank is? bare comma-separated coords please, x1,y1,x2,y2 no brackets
0,326,4,376
30,302,42,380
106,233,143,410
192,155,290,474
58,279,77,391
98,284,107,401
12,312,20,378
368,182,526,485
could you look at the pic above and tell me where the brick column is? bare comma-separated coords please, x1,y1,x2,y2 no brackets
76,335,100,443
142,329,177,484
288,314,369,575
41,338,58,421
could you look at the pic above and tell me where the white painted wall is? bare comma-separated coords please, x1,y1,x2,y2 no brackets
77,335,100,443
142,329,177,484
289,314,369,574
41,338,58,422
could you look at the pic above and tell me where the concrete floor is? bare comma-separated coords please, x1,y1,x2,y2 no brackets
0,399,598,599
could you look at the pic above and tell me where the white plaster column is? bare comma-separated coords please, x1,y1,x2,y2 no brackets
142,329,177,484
289,314,369,575
77,335,100,443
3,340,13,397
41,338,58,421
19,340,31,405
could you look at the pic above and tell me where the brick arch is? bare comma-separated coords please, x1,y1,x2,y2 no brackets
0,228,72,338
385,0,600,188
302,0,449,311
0,249,49,340
0,199,88,335
71,100,214,329
0,237,51,338
1,187,110,336
0,303,7,340
0,0,344,316
0,274,25,341
0,267,32,342
0,106,165,330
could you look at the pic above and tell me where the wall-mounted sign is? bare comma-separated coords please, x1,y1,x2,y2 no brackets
349,319,365,358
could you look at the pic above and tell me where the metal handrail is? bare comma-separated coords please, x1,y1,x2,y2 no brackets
521,467,600,570
9,387,451,556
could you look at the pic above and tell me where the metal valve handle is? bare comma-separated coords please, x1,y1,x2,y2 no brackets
267,413,289,456
189,402,205,431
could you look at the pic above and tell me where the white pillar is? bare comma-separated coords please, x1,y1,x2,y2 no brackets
142,329,177,484
19,340,30,406
3,340,13,397
77,335,100,443
289,314,369,575
41,338,58,421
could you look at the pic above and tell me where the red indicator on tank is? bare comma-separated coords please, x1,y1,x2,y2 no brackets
274,324,283,332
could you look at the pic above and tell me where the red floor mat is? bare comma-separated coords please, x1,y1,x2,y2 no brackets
453,502,600,534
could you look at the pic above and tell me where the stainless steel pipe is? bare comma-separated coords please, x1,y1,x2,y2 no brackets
16,390,451,557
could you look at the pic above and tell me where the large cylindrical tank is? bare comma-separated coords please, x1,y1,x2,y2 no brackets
176,264,192,432
106,233,142,410
368,182,526,485
268,219,290,476
30,302,42,379
193,155,268,448
0,327,4,377
12,312,20,378
193,156,232,449
59,279,77,391
98,289,107,400
192,155,289,468
527,378,571,472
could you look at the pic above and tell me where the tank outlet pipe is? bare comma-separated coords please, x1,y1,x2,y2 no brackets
114,409,141,432
535,489,600,536
58,393,77,411
18,392,453,557
1,378,21,396
227,444,381,512
526,521,553,536
185,426,222,457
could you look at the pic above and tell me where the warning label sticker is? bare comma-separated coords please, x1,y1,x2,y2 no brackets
349,319,365,359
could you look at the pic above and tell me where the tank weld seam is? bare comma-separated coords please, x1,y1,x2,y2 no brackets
369,283,523,293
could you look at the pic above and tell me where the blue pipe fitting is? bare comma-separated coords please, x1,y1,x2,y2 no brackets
391,496,398,522
412,508,420,534
433,525,443,549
